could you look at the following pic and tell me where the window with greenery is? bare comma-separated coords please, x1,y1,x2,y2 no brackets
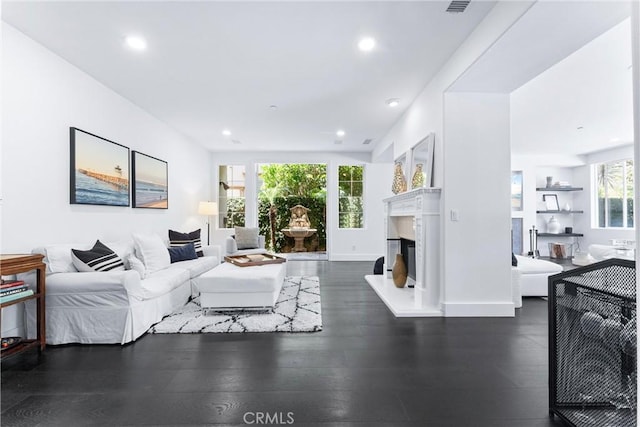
338,165,364,229
219,165,245,228
595,159,634,228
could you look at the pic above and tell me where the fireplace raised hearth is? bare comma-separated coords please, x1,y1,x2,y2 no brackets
366,187,442,317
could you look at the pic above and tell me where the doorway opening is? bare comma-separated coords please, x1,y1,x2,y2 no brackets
257,163,327,259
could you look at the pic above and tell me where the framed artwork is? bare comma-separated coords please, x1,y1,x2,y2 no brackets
132,151,168,209
511,171,523,211
543,194,559,211
70,127,130,206
511,218,523,255
410,133,435,188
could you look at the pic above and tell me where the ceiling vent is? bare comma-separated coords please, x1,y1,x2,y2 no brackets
231,139,242,144
446,0,470,13
334,140,343,145
362,139,373,145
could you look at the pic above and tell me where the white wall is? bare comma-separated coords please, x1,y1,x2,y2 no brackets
373,2,534,186
1,24,212,335
209,151,392,261
371,2,533,316
442,92,513,316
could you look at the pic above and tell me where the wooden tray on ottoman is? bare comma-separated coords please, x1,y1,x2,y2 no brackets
224,253,286,267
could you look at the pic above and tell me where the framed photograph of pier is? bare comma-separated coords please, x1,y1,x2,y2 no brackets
70,127,130,206
132,151,168,209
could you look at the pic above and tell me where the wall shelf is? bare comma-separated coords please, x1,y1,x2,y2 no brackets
536,187,583,191
537,233,584,237
536,210,584,214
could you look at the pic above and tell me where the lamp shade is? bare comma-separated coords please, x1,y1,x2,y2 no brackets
198,201,218,216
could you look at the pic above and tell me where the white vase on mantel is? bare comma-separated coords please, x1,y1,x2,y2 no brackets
547,216,562,234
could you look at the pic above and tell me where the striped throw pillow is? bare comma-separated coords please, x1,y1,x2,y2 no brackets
168,229,203,257
71,240,125,272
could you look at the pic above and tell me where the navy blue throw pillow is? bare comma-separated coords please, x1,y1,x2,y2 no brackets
512,253,518,267
168,242,198,263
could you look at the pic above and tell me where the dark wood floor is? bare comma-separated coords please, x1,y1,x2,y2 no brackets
1,261,564,426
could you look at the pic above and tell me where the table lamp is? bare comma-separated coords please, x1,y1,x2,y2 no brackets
198,201,218,245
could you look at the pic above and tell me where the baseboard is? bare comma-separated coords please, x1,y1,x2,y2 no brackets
329,253,380,262
442,302,515,317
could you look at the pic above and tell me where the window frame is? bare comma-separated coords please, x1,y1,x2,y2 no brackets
219,164,246,228
592,158,634,229
337,164,365,229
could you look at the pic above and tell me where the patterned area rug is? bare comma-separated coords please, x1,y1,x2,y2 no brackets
149,276,322,334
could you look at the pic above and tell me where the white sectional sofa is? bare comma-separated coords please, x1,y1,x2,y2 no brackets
514,255,563,297
25,237,221,345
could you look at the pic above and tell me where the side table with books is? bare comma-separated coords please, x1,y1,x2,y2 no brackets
0,254,46,358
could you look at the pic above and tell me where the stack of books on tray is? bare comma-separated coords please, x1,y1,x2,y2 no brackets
0,279,33,304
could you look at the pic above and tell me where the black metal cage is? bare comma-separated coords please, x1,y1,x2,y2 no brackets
549,258,637,426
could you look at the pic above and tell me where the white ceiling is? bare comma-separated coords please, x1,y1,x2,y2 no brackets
2,1,496,153
510,18,633,157
448,1,632,157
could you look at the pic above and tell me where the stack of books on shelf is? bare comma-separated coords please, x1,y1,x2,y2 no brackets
0,279,33,304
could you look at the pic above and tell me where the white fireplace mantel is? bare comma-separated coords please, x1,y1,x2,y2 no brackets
365,187,442,317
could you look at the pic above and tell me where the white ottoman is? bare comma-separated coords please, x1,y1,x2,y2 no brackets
194,262,287,311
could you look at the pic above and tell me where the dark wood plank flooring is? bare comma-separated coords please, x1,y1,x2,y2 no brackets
1,261,564,426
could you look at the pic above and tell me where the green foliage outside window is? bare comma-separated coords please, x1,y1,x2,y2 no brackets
338,165,364,228
224,197,245,228
258,164,327,253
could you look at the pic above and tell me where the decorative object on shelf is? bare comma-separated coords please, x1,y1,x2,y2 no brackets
548,242,573,259
392,254,408,287
70,127,130,207
392,162,407,194
1,337,22,352
565,227,573,234
547,216,562,234
562,202,571,211
132,151,168,209
411,163,425,189
543,194,560,211
546,176,553,188
511,171,523,211
528,225,539,258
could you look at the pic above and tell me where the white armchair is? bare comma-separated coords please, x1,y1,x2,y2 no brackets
225,235,267,257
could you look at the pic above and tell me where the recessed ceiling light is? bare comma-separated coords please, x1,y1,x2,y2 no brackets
125,35,147,51
336,130,345,137
222,129,232,136
610,137,621,143
386,98,400,108
358,37,376,52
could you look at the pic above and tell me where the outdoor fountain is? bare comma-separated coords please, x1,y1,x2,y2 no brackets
282,205,317,252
